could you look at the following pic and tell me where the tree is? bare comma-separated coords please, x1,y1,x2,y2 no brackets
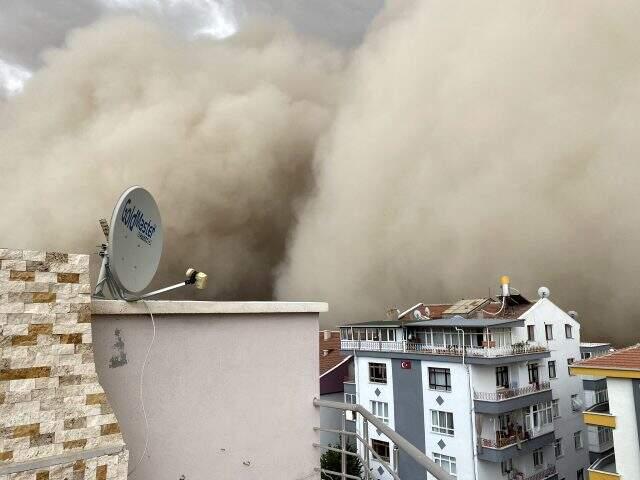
320,438,364,480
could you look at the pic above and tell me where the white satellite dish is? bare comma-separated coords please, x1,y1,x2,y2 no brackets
109,186,163,293
94,186,207,301
538,286,550,299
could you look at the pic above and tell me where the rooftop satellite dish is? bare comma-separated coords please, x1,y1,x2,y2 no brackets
94,186,207,301
537,286,550,299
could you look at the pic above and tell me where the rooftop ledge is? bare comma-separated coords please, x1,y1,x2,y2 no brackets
91,300,329,315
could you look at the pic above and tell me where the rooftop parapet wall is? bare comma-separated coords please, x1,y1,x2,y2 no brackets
0,249,127,479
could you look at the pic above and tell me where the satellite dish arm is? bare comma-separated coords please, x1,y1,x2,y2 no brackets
137,268,208,300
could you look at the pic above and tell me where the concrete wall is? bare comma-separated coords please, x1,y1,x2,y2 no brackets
91,300,326,480
608,378,640,478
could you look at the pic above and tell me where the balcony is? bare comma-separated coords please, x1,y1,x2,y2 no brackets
583,401,616,428
511,465,557,480
477,422,555,462
474,382,552,414
589,453,620,479
340,340,549,363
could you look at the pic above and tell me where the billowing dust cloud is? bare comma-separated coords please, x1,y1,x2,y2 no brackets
277,0,640,345
2,1,640,344
0,17,343,299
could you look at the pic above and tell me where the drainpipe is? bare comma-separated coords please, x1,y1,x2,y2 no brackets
456,327,478,480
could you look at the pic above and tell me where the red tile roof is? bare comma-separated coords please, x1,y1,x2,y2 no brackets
574,344,640,371
398,298,532,322
319,331,351,376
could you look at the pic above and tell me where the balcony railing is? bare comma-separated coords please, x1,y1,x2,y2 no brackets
340,340,548,358
480,422,554,449
474,382,551,401
512,465,556,480
313,398,455,480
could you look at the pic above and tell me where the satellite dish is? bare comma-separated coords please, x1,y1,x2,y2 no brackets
538,286,550,299
94,186,207,301
109,186,163,294
413,310,422,321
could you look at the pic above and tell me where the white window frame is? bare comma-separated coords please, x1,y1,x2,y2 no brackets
574,430,583,450
369,362,387,384
533,447,544,468
552,399,560,418
431,410,454,435
370,400,389,424
598,426,613,445
571,394,581,412
565,324,573,339
371,439,390,463
433,453,456,477
595,388,609,404
545,324,553,340
548,360,557,379
344,393,356,421
554,438,563,458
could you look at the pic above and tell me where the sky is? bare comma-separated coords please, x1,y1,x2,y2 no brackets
0,0,383,98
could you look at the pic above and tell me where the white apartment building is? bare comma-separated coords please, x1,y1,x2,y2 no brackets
340,278,590,480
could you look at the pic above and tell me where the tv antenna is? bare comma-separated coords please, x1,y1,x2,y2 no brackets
94,186,207,301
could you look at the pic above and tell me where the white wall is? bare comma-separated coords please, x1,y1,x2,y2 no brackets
608,378,640,478
523,299,590,480
92,301,325,480
354,355,396,479
422,361,475,480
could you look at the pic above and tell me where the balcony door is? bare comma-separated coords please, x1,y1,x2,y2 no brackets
528,363,539,385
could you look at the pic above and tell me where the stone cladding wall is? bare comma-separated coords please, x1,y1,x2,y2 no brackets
0,249,127,480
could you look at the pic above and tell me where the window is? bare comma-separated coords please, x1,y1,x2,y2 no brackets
545,324,553,340
565,324,573,339
428,367,451,392
370,401,389,424
501,459,513,475
567,358,574,376
548,360,557,379
433,453,456,477
371,439,390,463
380,328,396,341
431,410,454,435
554,438,563,458
527,325,535,341
571,394,581,412
533,448,544,468
340,329,352,340
574,431,583,450
528,363,540,384
495,366,509,388
529,401,553,430
598,426,613,445
577,468,584,480
595,388,609,404
369,362,387,384
552,399,560,418
581,351,592,360
345,393,356,421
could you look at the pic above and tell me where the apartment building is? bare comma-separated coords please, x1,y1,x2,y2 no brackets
578,343,614,467
340,278,590,480
571,344,640,479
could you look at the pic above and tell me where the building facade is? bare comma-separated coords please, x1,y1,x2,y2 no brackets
571,344,640,480
340,280,590,480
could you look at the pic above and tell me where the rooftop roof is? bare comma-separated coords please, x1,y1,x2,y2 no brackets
341,295,534,328
574,344,640,371
319,331,351,376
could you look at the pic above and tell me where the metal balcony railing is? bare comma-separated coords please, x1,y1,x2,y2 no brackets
340,340,548,358
480,422,554,449
474,381,551,401
313,398,455,480
511,464,556,480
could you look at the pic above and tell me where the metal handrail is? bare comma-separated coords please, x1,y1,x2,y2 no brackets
314,398,455,480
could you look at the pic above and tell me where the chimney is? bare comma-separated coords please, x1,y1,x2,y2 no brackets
323,330,331,341
500,275,510,297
